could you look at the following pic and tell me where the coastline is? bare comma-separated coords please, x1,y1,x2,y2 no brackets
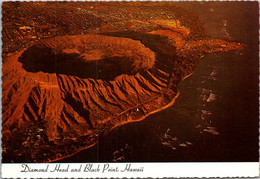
49,71,195,163
2,1,257,164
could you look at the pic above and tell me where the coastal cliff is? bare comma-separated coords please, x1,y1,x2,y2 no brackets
2,2,243,162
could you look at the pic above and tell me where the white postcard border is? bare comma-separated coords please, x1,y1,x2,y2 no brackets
1,0,260,179
1,162,259,178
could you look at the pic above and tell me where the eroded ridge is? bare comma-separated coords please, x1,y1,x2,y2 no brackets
2,2,243,163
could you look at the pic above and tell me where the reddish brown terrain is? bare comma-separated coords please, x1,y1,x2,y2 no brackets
2,2,243,162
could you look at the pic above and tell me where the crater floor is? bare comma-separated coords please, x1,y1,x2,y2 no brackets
2,2,243,163
18,34,156,80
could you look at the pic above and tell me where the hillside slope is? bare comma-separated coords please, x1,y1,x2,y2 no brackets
2,2,243,162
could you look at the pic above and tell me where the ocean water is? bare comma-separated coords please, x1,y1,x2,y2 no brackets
58,2,259,162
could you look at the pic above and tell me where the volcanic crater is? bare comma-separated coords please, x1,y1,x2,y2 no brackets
2,2,243,163
18,34,156,80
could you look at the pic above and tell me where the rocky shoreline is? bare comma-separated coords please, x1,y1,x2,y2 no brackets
2,2,243,163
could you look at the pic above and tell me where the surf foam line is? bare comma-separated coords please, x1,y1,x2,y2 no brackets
49,71,195,163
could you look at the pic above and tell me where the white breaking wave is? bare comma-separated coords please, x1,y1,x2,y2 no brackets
160,128,192,151
222,20,231,40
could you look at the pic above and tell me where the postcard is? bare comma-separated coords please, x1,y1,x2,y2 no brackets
1,1,259,178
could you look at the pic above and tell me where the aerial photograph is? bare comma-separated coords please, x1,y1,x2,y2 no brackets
2,1,259,163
